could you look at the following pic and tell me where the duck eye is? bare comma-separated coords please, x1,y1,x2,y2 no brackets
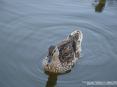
52,50,55,53
51,50,55,56
51,52,54,56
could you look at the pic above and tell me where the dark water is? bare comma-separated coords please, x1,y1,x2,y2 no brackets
0,0,117,87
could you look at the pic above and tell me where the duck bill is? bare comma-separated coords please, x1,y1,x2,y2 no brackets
47,56,52,63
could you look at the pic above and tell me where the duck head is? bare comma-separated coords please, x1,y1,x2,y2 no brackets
47,45,59,63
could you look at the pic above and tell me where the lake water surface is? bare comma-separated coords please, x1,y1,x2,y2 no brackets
0,0,117,87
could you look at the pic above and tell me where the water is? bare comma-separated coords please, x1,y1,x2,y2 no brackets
0,0,117,87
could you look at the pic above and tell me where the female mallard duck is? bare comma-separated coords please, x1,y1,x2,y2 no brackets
43,30,83,74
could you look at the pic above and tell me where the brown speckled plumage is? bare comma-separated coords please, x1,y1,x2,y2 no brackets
43,30,83,74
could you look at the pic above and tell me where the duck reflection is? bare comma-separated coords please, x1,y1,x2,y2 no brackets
45,72,58,87
94,0,106,12
45,71,71,87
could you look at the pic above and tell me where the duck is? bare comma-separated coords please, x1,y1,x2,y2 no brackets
43,30,83,74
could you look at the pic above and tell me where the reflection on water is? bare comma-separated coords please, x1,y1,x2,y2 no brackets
45,74,58,87
44,70,71,87
0,0,117,87
94,0,106,12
